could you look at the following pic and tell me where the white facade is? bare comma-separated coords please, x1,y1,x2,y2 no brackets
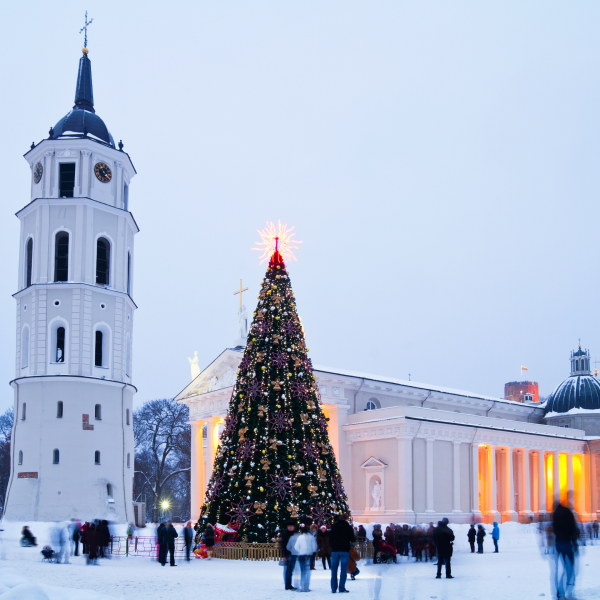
177,349,600,525
2,54,137,522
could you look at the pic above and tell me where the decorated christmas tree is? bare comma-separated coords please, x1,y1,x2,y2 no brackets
198,222,351,543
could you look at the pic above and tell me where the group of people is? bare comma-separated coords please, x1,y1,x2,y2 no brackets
155,520,210,565
467,522,500,553
280,513,359,593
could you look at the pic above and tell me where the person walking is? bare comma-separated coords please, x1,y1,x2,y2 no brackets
492,522,500,553
86,524,99,565
348,544,360,581
467,524,476,553
81,522,89,555
204,523,215,560
552,500,578,600
317,525,332,570
309,524,318,571
184,522,194,562
288,525,318,592
280,521,298,591
71,520,81,557
330,514,355,594
476,525,486,553
433,518,455,579
163,521,178,566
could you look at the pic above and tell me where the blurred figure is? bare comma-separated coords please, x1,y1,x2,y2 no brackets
163,521,178,566
468,524,476,553
492,522,500,553
97,520,111,558
156,522,166,564
86,524,99,565
183,521,194,562
476,524,486,553
81,521,89,555
309,523,318,570
317,525,332,570
356,525,367,543
348,543,360,580
20,525,37,547
70,519,81,556
41,545,55,562
204,523,215,560
288,524,317,592
0,527,5,560
551,499,578,600
593,520,599,541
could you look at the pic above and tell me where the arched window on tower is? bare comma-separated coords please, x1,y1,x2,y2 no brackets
126,409,130,426
53,449,60,464
95,451,101,465
127,453,131,468
21,403,26,421
96,238,110,286
57,401,63,418
95,404,102,420
54,232,69,282
365,398,381,411
95,331,103,367
56,327,65,363
18,450,23,465
25,238,33,287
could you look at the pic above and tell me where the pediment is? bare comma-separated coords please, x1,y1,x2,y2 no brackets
175,348,243,401
360,456,388,469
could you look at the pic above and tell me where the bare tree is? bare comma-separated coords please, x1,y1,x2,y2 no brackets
0,408,14,513
133,399,190,523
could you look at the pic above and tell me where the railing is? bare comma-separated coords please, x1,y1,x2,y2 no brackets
108,537,374,561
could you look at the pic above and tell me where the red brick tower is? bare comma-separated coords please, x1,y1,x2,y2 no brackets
504,381,539,403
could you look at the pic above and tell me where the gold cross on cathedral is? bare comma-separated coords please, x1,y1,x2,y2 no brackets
234,279,248,308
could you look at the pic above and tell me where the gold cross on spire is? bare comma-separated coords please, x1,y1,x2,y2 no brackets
234,279,248,309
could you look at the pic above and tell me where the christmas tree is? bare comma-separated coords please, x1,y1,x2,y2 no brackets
198,223,351,543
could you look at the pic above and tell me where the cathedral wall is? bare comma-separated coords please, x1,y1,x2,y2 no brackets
413,438,426,514
433,441,453,513
460,442,471,512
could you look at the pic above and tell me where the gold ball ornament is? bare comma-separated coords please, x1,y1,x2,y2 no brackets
261,366,266,371
262,450,266,454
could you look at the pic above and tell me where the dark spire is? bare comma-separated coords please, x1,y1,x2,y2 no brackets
74,51,95,113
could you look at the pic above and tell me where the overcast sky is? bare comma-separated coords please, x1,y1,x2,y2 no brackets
0,1,599,413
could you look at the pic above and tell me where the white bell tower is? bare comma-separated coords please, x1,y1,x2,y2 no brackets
2,46,137,522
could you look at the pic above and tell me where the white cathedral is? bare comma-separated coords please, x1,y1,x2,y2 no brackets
177,313,600,525
2,47,136,523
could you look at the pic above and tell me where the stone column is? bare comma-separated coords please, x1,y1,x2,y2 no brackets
397,435,415,517
471,444,482,518
552,451,561,508
453,441,462,513
206,416,220,487
536,451,548,517
80,150,92,197
519,449,533,522
426,438,435,513
190,420,205,522
566,452,574,507
590,452,599,518
43,151,54,198
577,454,588,518
487,445,500,522
503,447,518,522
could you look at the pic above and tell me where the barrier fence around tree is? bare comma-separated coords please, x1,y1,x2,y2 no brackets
108,537,374,561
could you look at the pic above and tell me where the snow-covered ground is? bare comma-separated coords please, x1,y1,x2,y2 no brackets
0,521,599,599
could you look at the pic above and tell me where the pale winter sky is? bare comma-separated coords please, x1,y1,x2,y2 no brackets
0,2,599,413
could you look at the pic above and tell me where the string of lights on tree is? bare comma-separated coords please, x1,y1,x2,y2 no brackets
197,221,351,543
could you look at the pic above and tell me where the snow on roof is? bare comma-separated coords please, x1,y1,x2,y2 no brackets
313,364,531,407
545,406,600,418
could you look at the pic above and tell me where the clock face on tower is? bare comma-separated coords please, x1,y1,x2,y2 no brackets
94,162,112,183
33,162,43,184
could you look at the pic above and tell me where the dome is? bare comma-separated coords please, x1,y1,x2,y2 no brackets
49,51,115,148
544,346,600,415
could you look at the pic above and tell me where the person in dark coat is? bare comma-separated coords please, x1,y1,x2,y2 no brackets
467,524,476,553
71,520,81,557
329,514,356,593
80,522,89,555
384,525,396,549
552,500,578,598
157,522,166,564
356,525,367,543
317,525,332,569
204,523,215,560
86,524,99,565
97,520,110,558
401,525,411,556
433,518,455,579
162,521,178,566
280,521,298,590
183,521,194,561
476,524,486,553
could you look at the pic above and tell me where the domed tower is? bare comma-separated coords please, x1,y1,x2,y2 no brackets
544,345,600,434
2,47,137,522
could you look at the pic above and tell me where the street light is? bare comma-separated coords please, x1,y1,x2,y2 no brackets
161,500,170,510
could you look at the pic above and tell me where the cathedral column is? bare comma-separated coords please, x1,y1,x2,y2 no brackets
487,445,500,523
536,451,548,517
426,438,435,513
578,454,588,518
590,452,599,518
206,416,220,487
566,452,574,506
42,151,54,198
80,150,91,197
519,449,533,522
552,451,561,508
503,447,518,522
453,441,462,513
396,434,415,517
190,420,205,522
471,444,482,518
